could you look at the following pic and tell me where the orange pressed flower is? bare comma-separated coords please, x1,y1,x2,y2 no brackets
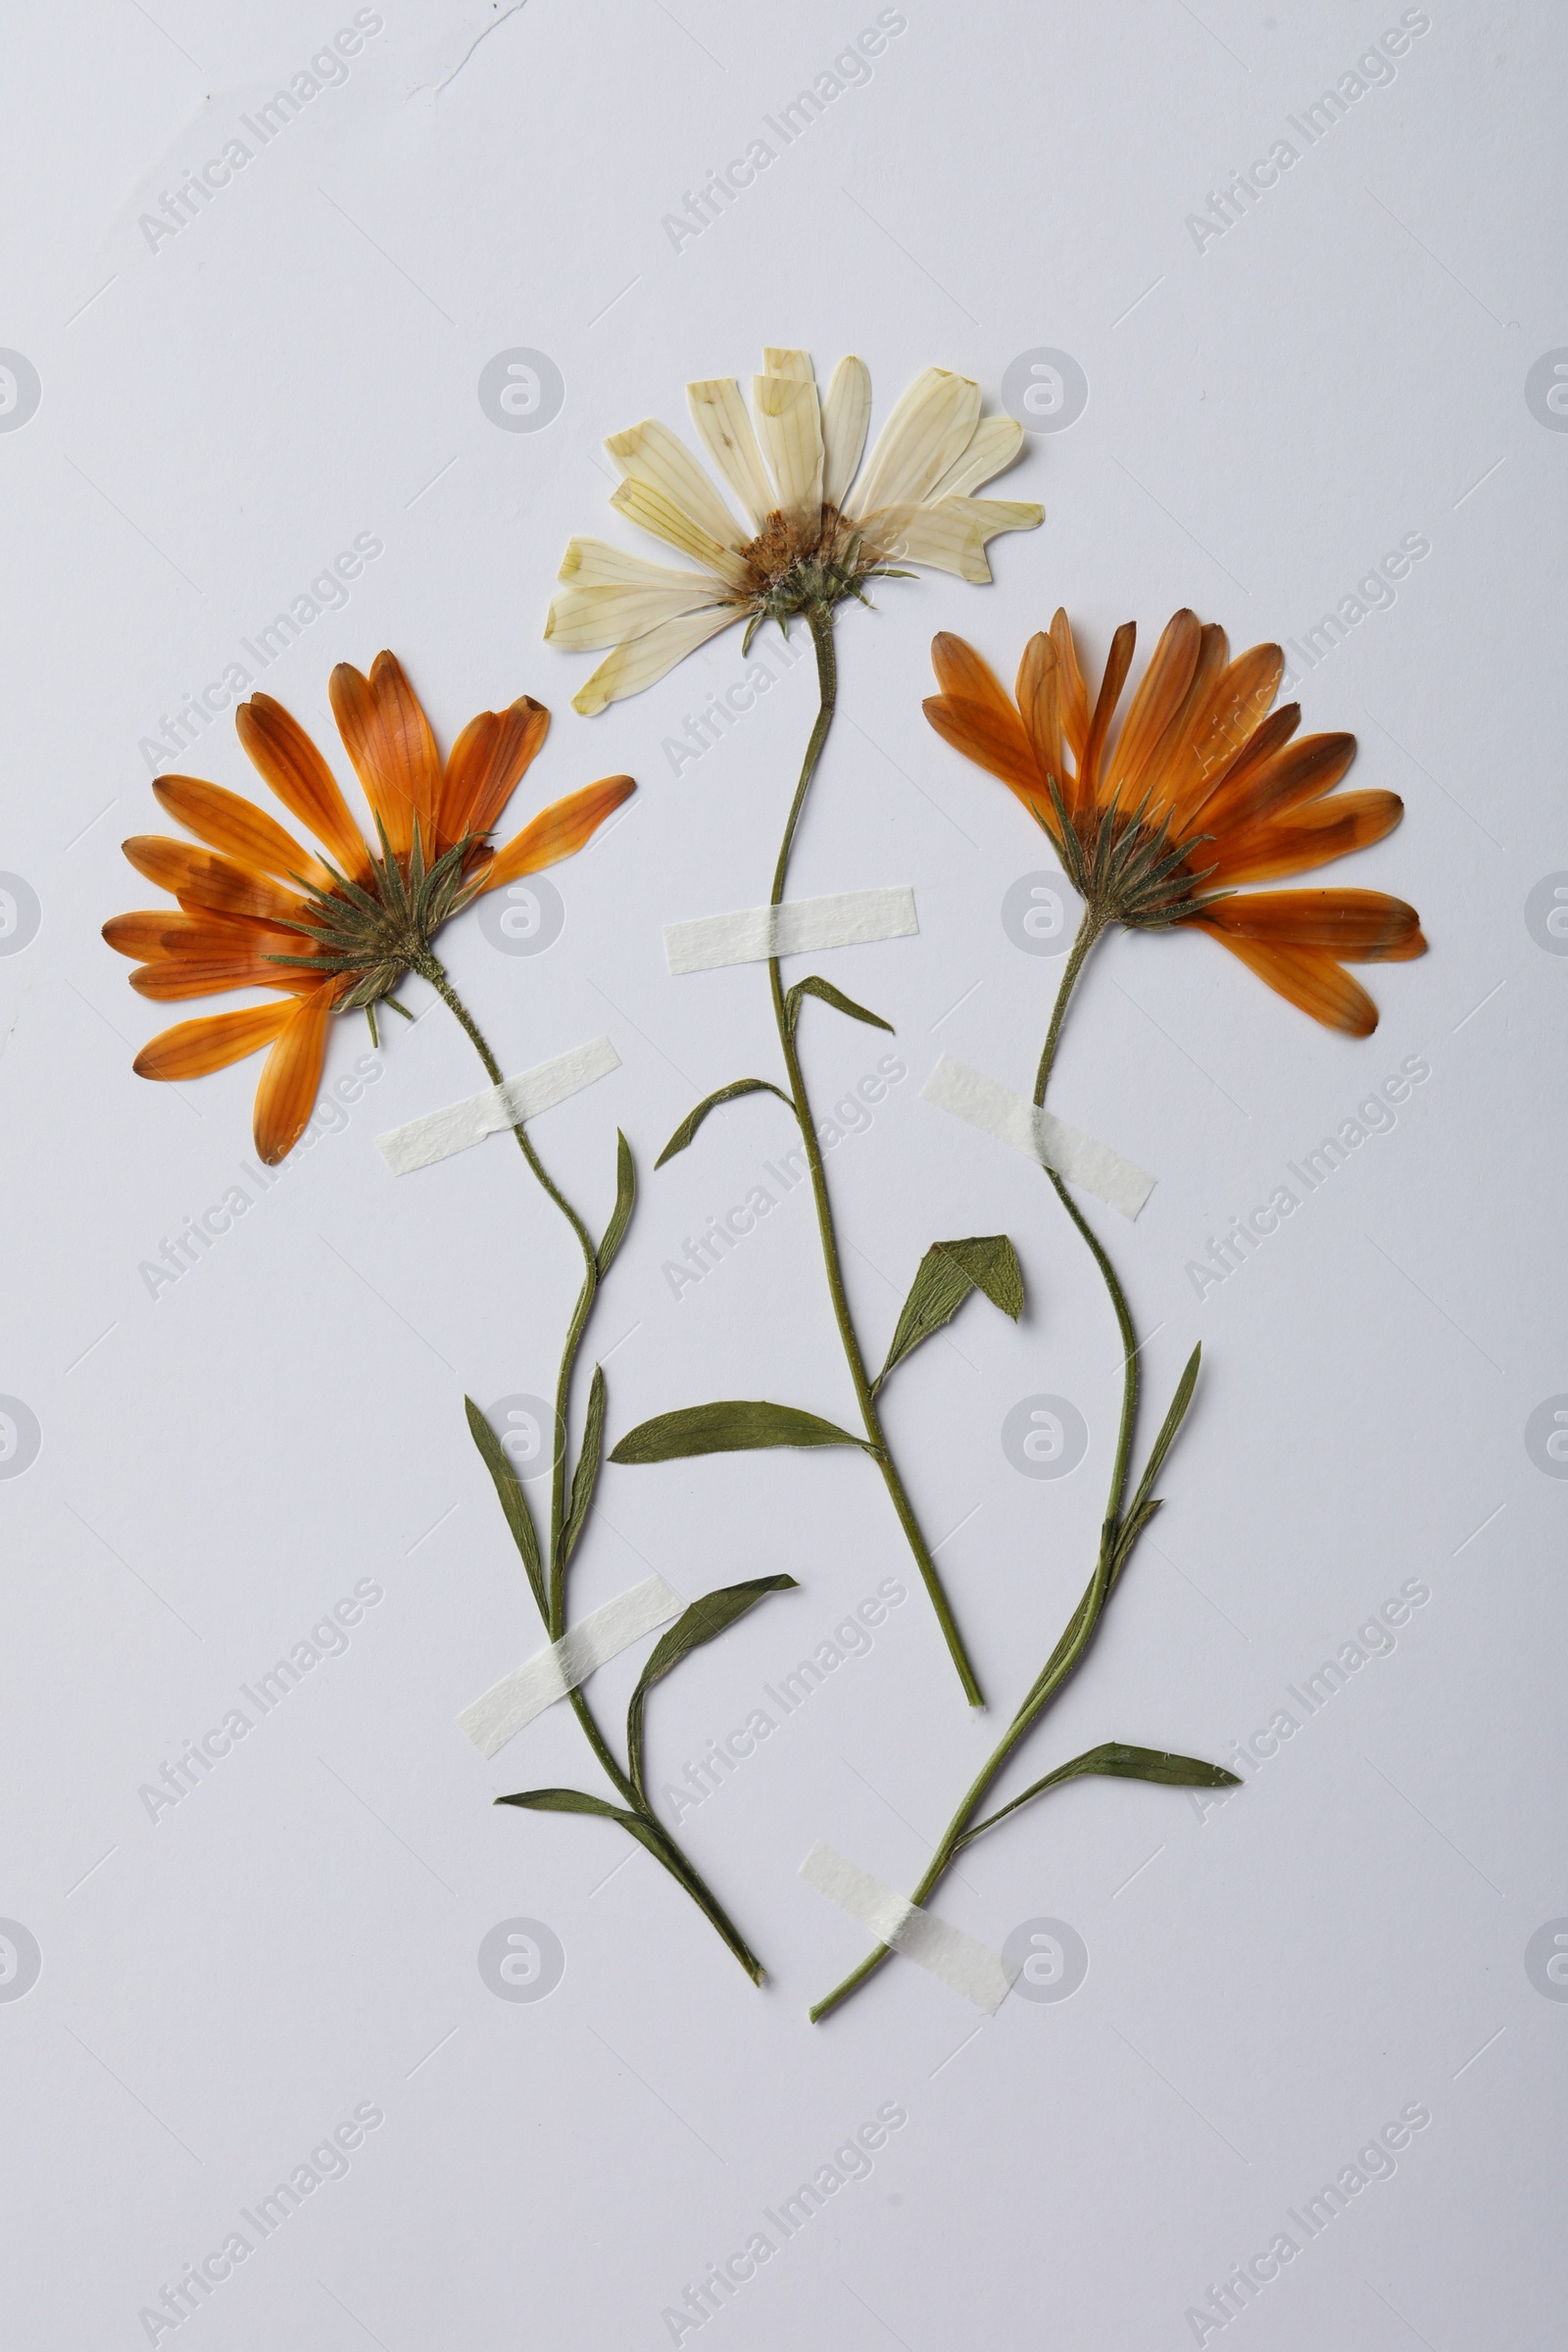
924,609,1426,1035
105,652,634,1161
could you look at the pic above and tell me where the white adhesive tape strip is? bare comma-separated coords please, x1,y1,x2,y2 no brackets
663,886,918,975
799,1840,1017,2015
377,1037,621,1175
458,1574,683,1759
921,1054,1155,1220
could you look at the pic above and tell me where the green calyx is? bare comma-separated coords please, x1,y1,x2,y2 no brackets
1044,774,1227,931
265,816,486,1012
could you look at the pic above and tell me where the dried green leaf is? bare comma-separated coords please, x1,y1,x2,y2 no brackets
627,1573,798,1800
596,1131,636,1277
610,1399,874,1464
875,1236,1025,1390
559,1364,606,1572
655,1079,795,1169
784,974,893,1038
1120,1344,1200,1540
956,1740,1240,1851
465,1395,545,1621
494,1785,685,1874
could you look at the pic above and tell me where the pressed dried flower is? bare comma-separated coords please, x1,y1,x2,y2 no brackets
548,348,1041,713
105,654,633,1159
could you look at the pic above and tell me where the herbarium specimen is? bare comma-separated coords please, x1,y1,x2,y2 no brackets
548,347,1043,1706
105,653,791,1981
808,609,1426,2019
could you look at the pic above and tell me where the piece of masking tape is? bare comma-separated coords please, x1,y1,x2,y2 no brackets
663,886,918,975
799,1841,1017,2015
921,1054,1155,1221
377,1037,621,1175
458,1573,683,1759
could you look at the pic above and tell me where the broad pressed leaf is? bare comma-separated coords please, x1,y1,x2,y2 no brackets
465,1395,545,1619
627,1573,798,1798
655,1078,795,1168
957,1740,1240,1850
784,974,893,1037
611,1399,873,1464
596,1131,636,1275
875,1235,1024,1389
559,1363,606,1571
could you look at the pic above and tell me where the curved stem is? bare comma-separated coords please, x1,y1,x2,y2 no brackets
768,607,985,1707
810,908,1150,2022
420,953,765,1983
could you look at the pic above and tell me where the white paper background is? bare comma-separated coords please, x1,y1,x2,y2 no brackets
1,2,1562,2344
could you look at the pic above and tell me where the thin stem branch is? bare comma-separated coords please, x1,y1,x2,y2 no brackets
768,607,985,1708
421,952,765,1983
809,907,1158,2022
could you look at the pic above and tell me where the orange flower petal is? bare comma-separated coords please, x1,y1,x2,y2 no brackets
480,776,637,894
104,911,180,959
438,697,551,851
1183,704,1299,827
1080,619,1137,802
930,632,1018,725
1200,888,1424,959
1195,728,1355,835
1197,930,1380,1036
122,837,309,926
1014,632,1063,799
1108,609,1201,801
253,990,334,1163
143,912,299,956
1205,791,1405,885
152,775,328,889
130,954,318,1001
235,693,370,879
329,652,441,861
1160,642,1284,826
1048,610,1091,764
132,1000,297,1081
922,696,1057,834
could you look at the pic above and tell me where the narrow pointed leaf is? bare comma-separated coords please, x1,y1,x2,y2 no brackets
596,1131,636,1276
559,1364,606,1571
875,1235,1025,1390
784,974,894,1038
611,1400,874,1464
956,1740,1240,1851
465,1396,546,1620
656,1078,796,1168
627,1573,798,1799
1123,1344,1200,1531
494,1786,686,1874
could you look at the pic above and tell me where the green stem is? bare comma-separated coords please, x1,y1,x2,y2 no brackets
768,606,985,1708
421,951,766,1984
809,907,1149,2022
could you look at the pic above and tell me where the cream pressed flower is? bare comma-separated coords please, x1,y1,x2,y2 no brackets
546,347,1043,712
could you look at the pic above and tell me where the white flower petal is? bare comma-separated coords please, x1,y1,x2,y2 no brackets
688,378,776,531
852,368,983,515
820,356,871,508
864,495,1043,583
605,417,745,552
930,415,1025,499
762,347,814,382
546,579,726,652
572,607,739,716
752,373,823,521
558,536,719,592
609,477,752,588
